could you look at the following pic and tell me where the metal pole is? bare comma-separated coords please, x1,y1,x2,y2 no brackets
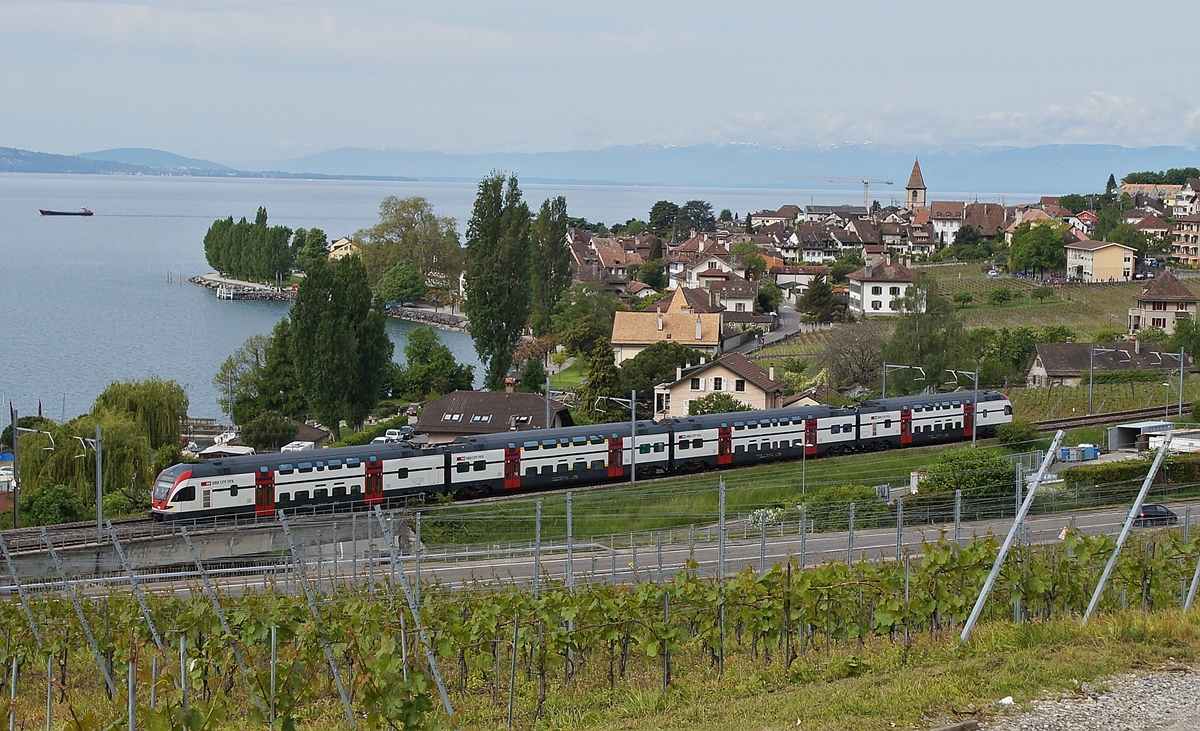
414,512,421,605
351,514,357,587
566,493,573,590
46,655,52,731
1185,551,1200,612
630,390,637,484
1088,345,1094,415
954,490,961,545
127,642,135,731
718,479,726,580
545,376,552,429
1180,346,1186,417
895,497,903,560
506,615,519,730
759,517,766,575
179,636,187,712
95,425,103,543
0,536,43,647
1083,436,1172,623
881,361,887,399
960,430,1064,643
800,505,807,568
1015,462,1023,519
9,656,16,731
9,407,17,529
270,627,277,727
534,500,542,596
846,502,855,566
971,370,978,448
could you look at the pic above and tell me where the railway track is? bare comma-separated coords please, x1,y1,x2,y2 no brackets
1034,403,1192,432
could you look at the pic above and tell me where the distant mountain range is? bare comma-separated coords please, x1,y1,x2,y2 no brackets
3,142,1198,194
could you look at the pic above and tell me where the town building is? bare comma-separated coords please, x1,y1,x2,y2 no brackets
905,159,927,211
1064,240,1136,282
652,353,788,419
929,201,965,246
1172,214,1200,267
846,258,916,318
1128,270,1199,336
416,391,573,444
611,287,724,364
1025,341,1197,388
327,237,358,261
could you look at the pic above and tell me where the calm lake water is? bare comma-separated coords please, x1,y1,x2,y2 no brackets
0,173,1035,420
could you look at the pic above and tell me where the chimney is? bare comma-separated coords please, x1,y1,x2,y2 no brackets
657,312,663,331
695,315,703,340
769,366,776,381
676,365,683,381
700,355,706,364
885,253,891,265
865,262,873,278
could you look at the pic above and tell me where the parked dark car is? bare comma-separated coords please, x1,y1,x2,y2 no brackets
1133,503,1178,527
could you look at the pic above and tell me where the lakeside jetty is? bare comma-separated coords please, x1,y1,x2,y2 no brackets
189,273,470,331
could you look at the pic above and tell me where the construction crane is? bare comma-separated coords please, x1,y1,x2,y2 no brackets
776,176,893,208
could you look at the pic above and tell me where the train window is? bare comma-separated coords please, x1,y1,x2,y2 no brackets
350,485,361,495
747,421,757,429
654,443,665,453
294,490,309,501
747,443,757,452
524,441,539,450
346,458,361,468
473,460,487,471
397,468,409,479
332,486,346,497
298,463,313,473
557,463,568,473
573,460,586,471
590,460,605,470
314,488,328,499
955,422,962,429
559,438,571,446
229,486,239,497
328,459,343,470
572,437,588,446
278,493,290,503
457,463,470,473
541,440,557,449
914,406,922,413
734,445,744,454
590,436,605,445
526,467,538,476
734,422,745,431
369,456,378,464
678,439,690,450
315,461,325,471
639,444,651,454
844,424,853,433
951,401,960,407
542,465,554,475
202,490,211,508
692,438,704,448
942,402,950,408
885,419,892,428
830,425,840,434
278,464,294,474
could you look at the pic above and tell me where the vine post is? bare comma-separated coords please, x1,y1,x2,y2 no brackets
895,498,903,560
846,502,855,566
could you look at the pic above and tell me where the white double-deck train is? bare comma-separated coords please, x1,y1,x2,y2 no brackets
151,391,1013,520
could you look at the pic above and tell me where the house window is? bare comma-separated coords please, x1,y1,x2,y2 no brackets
470,414,491,423
1153,317,1167,328
735,379,746,392
442,413,463,421
690,377,702,391
712,377,724,391
1152,302,1168,311
871,286,882,295
871,300,882,310
889,286,900,295
889,300,898,310
1180,303,1190,311
735,302,746,312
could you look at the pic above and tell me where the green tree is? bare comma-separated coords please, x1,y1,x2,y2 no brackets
882,274,968,394
920,448,1014,498
259,318,306,418
1039,325,1075,343
996,420,1040,451
295,227,330,271
528,196,572,337
1106,173,1117,194
676,200,716,235
757,279,783,313
19,483,87,526
1105,223,1149,257
213,334,270,423
519,358,547,394
551,283,625,357
1057,194,1088,214
952,291,974,308
688,392,753,416
1168,314,1200,357
617,341,706,410
1031,286,1053,302
1010,222,1067,276
463,172,533,389
393,326,474,399
579,340,622,422
377,259,427,304
637,259,668,291
648,201,679,239
355,196,462,289
202,208,294,282
830,250,865,283
1137,325,1168,344
239,411,299,451
290,256,393,439
796,275,840,320
988,287,1013,306
718,208,733,221
93,378,189,450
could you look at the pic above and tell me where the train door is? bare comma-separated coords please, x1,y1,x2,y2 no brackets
717,425,732,466
804,418,818,456
900,408,913,446
364,457,384,505
607,436,624,478
254,466,275,518
504,444,521,489
963,401,975,438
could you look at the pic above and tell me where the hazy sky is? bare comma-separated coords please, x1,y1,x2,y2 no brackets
2,0,1198,165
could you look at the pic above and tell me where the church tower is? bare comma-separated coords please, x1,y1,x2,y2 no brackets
906,158,927,211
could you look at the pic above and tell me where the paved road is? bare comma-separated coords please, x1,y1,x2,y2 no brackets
729,301,804,354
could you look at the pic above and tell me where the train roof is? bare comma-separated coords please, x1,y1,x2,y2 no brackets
451,420,669,451
862,390,1007,411
181,441,430,478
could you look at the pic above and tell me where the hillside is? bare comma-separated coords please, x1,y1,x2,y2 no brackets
77,147,232,171
0,146,151,174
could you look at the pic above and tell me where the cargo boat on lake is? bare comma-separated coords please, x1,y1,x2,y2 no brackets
39,208,93,216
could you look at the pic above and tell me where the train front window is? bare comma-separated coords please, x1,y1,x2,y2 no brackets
171,485,195,503
153,475,175,501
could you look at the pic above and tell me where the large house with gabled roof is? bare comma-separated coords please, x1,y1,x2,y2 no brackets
1128,270,1199,336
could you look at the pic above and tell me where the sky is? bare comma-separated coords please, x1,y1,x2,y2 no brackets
2,0,1199,165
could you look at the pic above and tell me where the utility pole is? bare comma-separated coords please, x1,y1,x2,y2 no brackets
630,390,637,484
9,406,17,529
95,425,103,543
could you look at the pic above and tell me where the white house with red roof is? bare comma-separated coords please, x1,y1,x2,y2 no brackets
847,258,916,317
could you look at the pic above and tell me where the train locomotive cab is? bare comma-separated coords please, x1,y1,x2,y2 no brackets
150,464,195,520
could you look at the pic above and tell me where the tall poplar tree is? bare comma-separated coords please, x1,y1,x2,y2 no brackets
290,256,392,439
528,196,572,336
463,172,533,389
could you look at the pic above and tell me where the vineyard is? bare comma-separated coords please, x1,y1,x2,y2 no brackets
3,529,1200,730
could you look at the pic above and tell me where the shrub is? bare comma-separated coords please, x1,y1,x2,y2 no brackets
988,287,1013,306
239,411,299,451
997,420,1040,450
920,447,1013,498
799,484,891,530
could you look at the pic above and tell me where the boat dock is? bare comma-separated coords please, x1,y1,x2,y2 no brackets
189,274,295,301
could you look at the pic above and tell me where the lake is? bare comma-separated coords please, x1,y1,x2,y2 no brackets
0,173,1035,420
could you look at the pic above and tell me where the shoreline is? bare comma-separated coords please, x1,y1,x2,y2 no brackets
189,273,470,332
